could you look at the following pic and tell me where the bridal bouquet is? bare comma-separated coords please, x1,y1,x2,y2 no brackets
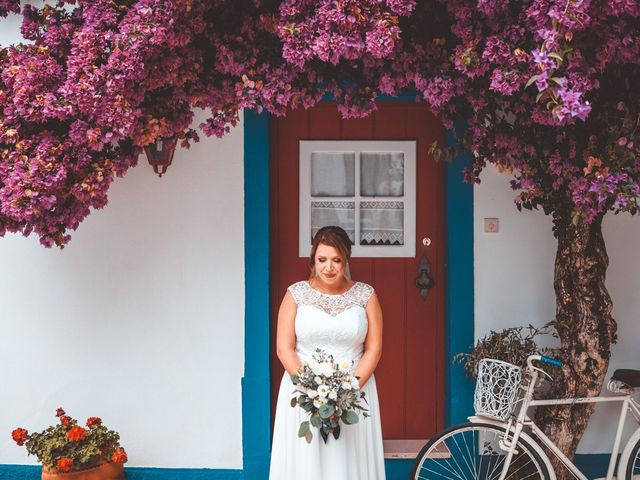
291,349,369,443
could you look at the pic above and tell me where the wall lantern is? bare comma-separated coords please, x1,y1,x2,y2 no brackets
144,137,176,177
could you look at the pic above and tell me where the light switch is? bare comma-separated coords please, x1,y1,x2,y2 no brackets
484,218,499,233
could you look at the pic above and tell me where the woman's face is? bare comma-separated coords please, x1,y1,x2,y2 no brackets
313,243,346,287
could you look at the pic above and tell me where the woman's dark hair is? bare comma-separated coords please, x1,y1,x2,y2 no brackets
309,226,352,274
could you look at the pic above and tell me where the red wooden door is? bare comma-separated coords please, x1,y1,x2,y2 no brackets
270,102,445,447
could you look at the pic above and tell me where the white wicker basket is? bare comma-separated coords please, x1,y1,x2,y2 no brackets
474,359,522,420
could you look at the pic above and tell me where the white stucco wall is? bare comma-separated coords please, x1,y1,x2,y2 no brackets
1,11,245,469
475,164,640,454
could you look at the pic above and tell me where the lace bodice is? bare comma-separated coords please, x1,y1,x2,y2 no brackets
288,281,374,317
288,281,374,363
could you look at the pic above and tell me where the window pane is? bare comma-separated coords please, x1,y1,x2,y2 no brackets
360,152,404,197
311,201,355,244
360,201,404,245
311,152,356,197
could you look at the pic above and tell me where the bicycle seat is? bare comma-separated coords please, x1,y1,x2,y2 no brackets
611,369,640,388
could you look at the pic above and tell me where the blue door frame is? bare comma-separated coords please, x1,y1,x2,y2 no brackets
242,105,475,479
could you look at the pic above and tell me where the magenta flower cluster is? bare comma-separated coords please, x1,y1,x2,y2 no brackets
0,0,638,246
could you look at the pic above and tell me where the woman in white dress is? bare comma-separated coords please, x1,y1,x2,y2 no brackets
269,226,386,480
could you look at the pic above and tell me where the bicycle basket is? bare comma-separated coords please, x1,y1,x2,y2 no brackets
474,358,522,420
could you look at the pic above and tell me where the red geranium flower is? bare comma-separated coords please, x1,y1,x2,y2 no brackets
56,458,73,473
11,428,28,446
55,408,66,417
111,448,128,464
66,426,86,441
60,415,72,427
86,417,102,428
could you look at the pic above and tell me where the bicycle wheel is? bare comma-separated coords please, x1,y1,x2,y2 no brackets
625,437,640,479
410,422,551,480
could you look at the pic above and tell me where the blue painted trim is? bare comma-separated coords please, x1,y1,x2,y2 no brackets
240,102,476,479
242,110,272,480
0,466,242,480
384,459,414,480
444,124,475,426
0,455,611,480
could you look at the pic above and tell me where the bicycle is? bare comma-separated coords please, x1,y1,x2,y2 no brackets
410,355,640,480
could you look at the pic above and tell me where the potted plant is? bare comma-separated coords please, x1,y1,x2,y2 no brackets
11,408,127,480
455,323,561,379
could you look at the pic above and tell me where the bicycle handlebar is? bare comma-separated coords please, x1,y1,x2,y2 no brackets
527,354,563,368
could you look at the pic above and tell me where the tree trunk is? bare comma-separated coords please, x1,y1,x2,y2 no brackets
535,214,617,479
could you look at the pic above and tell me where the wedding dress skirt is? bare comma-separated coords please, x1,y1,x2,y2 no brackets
268,281,386,480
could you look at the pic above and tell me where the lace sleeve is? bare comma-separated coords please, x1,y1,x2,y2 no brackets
354,282,375,307
287,281,308,305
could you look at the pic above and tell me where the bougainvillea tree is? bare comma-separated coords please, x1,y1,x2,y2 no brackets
1,0,639,468
400,0,639,469
0,0,415,246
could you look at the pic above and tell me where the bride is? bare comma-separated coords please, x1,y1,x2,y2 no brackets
269,225,386,480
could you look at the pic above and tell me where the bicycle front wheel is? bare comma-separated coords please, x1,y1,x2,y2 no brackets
624,437,640,479
411,422,551,480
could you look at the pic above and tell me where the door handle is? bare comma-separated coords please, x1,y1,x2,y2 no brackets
415,254,434,299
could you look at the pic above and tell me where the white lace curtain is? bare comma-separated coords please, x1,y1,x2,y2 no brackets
311,152,355,196
360,152,404,196
360,201,404,245
309,151,405,246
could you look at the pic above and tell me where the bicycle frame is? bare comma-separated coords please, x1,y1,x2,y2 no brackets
477,364,640,480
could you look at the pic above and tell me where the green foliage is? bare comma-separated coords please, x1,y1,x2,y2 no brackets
455,322,561,379
12,409,126,472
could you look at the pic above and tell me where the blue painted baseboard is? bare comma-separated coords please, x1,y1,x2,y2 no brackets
0,456,615,479
0,466,242,480
382,454,613,480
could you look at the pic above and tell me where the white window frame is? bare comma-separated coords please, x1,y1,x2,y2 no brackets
299,140,416,258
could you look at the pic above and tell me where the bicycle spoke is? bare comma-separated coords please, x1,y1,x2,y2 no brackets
451,430,477,478
411,425,547,480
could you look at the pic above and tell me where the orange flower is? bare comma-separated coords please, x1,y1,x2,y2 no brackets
66,426,86,441
60,415,71,427
86,417,102,428
11,428,28,446
57,458,73,473
55,408,66,417
583,156,602,175
111,448,128,464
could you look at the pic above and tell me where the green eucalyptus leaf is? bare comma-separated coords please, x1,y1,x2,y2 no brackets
298,421,310,438
343,410,360,425
319,404,335,419
310,414,322,428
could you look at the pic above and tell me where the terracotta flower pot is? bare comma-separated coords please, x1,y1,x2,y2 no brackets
42,462,125,480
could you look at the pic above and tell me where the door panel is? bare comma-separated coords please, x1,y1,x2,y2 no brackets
270,102,445,442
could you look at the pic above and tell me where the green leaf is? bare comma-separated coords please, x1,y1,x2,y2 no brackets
548,52,563,63
571,212,582,226
310,414,322,428
319,404,335,419
342,410,360,425
525,75,539,89
304,430,313,444
298,421,310,438
535,91,545,103
549,77,564,87
290,397,297,408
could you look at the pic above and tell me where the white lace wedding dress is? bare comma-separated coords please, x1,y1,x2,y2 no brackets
268,281,386,480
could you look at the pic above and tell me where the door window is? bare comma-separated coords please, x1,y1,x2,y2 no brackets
299,141,416,258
